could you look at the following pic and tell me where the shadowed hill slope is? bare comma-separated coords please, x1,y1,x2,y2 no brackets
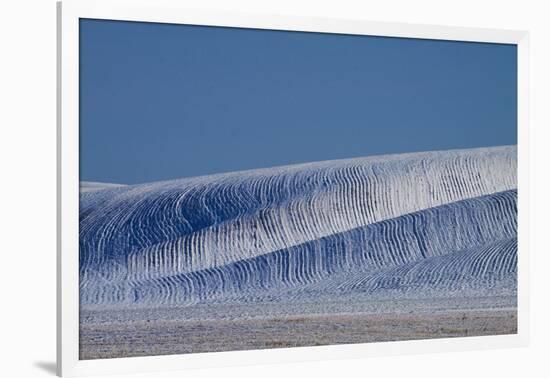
79,146,517,309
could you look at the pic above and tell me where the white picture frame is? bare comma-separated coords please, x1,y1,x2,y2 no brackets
57,0,530,376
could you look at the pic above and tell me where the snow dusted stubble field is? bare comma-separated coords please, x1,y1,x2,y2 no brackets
79,146,518,359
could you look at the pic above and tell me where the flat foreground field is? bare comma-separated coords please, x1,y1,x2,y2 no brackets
80,306,516,359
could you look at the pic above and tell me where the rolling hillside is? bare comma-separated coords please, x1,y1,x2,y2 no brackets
79,145,517,311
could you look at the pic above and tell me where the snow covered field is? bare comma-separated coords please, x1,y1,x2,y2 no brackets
79,146,517,358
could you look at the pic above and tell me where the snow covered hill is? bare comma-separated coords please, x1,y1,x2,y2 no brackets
79,146,517,310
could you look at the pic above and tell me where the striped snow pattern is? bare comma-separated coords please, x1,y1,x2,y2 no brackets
79,146,517,308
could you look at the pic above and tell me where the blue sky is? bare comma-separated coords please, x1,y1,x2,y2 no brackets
80,19,517,184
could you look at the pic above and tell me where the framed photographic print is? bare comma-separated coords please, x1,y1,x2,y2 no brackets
57,0,529,376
